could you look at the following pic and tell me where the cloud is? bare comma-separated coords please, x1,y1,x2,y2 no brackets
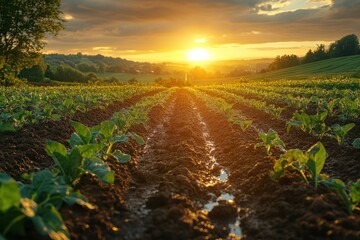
45,0,360,60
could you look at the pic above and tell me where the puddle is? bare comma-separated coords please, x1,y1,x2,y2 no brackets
192,102,242,239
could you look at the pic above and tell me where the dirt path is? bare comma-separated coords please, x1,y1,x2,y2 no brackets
122,89,241,239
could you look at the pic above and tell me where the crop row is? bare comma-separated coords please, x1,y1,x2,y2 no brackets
196,84,359,146
189,88,360,215
0,89,175,240
0,85,165,132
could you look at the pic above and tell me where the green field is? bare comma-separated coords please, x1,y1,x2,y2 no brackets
250,55,360,80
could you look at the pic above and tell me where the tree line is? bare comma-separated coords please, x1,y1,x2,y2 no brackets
267,34,360,71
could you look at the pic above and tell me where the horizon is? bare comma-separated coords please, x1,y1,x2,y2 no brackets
45,0,360,62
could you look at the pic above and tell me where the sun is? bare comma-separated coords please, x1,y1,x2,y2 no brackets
187,48,210,61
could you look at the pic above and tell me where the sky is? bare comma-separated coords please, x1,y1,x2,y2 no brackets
45,0,360,62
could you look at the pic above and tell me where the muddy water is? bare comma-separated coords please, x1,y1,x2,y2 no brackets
123,90,242,239
193,102,242,238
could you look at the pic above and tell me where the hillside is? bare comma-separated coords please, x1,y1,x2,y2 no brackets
250,55,360,80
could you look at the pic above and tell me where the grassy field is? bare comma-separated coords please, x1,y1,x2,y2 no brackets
248,55,360,80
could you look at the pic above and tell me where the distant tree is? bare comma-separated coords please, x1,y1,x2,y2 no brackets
268,54,300,71
303,50,315,64
53,64,86,82
86,72,99,82
18,58,47,82
313,44,329,61
328,34,360,57
77,62,98,72
45,65,56,80
0,0,64,85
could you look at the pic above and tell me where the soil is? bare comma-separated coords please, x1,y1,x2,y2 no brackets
1,88,359,240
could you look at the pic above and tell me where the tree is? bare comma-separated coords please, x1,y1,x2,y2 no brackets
18,57,47,82
328,34,360,58
268,54,300,71
0,0,64,85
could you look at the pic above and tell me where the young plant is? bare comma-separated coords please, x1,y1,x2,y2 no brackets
287,110,328,138
271,142,327,189
0,171,92,240
45,140,115,185
256,128,285,155
231,119,252,132
322,178,360,214
306,142,327,189
329,123,355,145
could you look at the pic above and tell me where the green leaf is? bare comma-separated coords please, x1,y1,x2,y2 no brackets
83,158,115,184
69,120,91,144
0,174,21,212
77,144,104,158
64,192,95,210
112,135,129,144
128,132,145,146
306,142,327,188
343,123,355,133
0,123,16,133
112,150,131,163
69,133,84,147
99,120,116,140
65,148,83,184
352,138,360,149
32,204,70,240
63,98,74,108
306,142,327,175
349,179,360,203
45,141,83,184
284,149,308,164
45,140,67,160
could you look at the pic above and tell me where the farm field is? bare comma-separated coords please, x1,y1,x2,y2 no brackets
0,77,359,240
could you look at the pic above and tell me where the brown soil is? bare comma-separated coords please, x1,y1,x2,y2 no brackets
1,88,359,240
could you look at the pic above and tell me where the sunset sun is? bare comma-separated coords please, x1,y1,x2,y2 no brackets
187,48,210,61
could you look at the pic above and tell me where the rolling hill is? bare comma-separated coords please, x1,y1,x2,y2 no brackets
250,55,360,80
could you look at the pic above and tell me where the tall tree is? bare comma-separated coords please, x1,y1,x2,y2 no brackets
0,0,64,85
328,34,360,58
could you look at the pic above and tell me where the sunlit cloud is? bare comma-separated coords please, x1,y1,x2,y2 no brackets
44,0,360,61
63,14,74,20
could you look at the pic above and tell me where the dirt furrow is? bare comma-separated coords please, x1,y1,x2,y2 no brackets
122,89,241,240
201,90,360,182
191,89,360,240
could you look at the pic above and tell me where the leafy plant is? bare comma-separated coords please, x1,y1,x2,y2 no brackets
256,128,285,155
45,140,115,185
231,119,253,131
287,110,328,138
0,171,92,239
329,123,355,145
271,142,327,189
322,178,360,214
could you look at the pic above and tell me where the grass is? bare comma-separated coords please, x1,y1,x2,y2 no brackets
249,55,360,80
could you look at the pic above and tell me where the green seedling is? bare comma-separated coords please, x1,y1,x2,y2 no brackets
322,178,360,214
329,123,355,145
271,142,327,189
256,128,285,155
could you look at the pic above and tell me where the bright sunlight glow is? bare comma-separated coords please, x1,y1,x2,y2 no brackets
187,49,210,61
